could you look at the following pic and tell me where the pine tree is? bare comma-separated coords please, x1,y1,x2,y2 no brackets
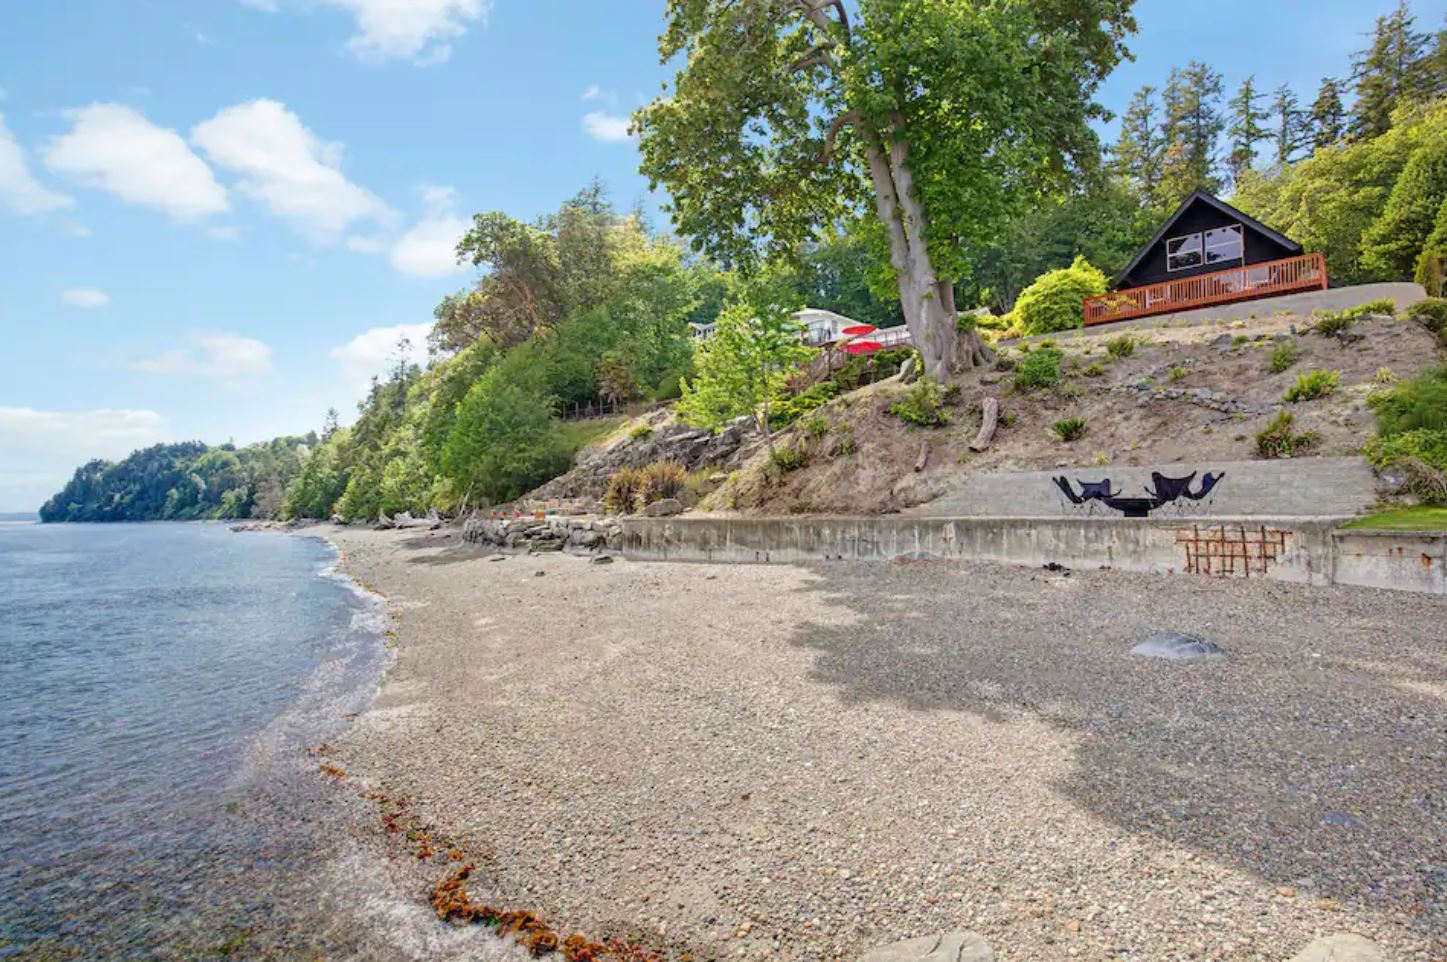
1227,76,1269,182
1352,1,1431,140
1159,62,1226,205
1110,86,1165,204
1308,78,1347,149
1271,85,1308,167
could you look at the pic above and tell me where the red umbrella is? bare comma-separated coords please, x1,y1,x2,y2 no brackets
842,340,883,354
841,324,877,337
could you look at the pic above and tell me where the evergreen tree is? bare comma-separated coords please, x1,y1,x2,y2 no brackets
1271,85,1308,167
1309,78,1347,149
1159,62,1226,205
1352,2,1431,140
1111,86,1165,205
1227,76,1269,182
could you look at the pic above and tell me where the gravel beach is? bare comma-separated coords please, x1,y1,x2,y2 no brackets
328,526,1445,962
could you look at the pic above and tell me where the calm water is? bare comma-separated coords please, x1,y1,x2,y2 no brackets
0,523,402,960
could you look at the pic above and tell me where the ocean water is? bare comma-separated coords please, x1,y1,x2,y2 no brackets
0,522,477,961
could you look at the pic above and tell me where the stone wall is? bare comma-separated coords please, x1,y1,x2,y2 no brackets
462,516,622,552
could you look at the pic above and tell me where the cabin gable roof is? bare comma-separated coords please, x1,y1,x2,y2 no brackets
1113,190,1303,289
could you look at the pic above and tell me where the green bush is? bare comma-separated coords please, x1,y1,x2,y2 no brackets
1167,366,1187,382
637,460,688,506
1283,369,1341,403
1256,411,1319,459
1364,430,1447,503
891,378,951,427
1312,312,1355,338
1268,341,1301,374
1342,298,1396,319
805,417,829,438
1012,256,1108,336
1051,417,1087,442
832,347,915,392
769,381,840,429
992,354,1018,372
769,444,808,471
630,425,655,441
1083,362,1105,377
1368,363,1447,436
1407,297,1447,336
1105,334,1137,359
1012,347,1064,390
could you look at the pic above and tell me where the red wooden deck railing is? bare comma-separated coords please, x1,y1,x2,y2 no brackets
1083,252,1328,326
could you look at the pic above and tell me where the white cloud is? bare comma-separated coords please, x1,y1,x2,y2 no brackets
0,113,75,215
346,234,386,253
323,0,490,63
583,111,633,143
44,104,228,221
238,0,280,10
0,407,170,511
582,85,602,101
192,99,389,239
60,288,109,308
388,183,467,278
330,322,432,392
132,333,273,380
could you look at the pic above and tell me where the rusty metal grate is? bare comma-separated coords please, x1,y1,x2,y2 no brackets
1174,524,1291,577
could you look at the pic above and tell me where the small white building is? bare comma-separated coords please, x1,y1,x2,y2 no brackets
689,308,911,347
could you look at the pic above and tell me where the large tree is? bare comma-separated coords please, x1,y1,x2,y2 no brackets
1227,76,1269,182
1158,61,1225,205
1309,78,1347,150
1111,86,1165,205
1352,2,1431,140
635,0,1135,380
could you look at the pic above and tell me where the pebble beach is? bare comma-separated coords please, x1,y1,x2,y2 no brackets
327,526,1446,962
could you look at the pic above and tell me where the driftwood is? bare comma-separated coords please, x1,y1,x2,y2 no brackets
914,441,931,472
969,397,999,452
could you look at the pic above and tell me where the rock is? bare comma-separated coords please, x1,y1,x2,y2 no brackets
676,487,699,509
1210,334,1235,348
644,498,685,517
1377,466,1408,493
488,554,507,562
899,356,921,385
1322,810,1366,829
1130,630,1226,662
1285,934,1385,962
860,932,993,962
590,555,615,565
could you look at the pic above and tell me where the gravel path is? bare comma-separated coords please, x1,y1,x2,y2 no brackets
328,527,1446,962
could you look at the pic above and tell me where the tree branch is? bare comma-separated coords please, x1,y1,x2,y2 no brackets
788,45,833,74
817,110,859,166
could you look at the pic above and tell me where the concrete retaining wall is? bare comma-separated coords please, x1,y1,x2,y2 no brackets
620,515,1447,595
912,457,1379,520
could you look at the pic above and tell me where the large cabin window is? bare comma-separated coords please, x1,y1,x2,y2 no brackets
1204,224,1244,265
1166,232,1203,272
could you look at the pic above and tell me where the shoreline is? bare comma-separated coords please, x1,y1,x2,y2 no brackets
320,524,1446,962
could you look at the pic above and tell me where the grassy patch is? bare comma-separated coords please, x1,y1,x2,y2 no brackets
1344,507,1447,531
560,416,629,453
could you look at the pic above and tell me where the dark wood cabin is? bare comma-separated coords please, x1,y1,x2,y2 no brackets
1084,190,1326,325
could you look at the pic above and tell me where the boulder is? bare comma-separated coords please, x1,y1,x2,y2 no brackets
1285,934,1384,962
644,498,685,517
1130,630,1225,662
860,932,993,962
899,356,922,384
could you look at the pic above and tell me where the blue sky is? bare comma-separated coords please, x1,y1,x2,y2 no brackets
1,0,1443,512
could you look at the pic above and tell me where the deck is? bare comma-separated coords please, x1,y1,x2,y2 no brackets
1083,253,1328,326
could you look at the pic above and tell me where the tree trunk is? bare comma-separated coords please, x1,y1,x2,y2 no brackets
860,123,988,380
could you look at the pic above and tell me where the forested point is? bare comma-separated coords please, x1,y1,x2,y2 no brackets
41,1,1447,524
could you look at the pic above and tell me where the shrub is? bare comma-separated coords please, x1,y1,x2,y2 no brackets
1012,256,1108,336
1167,366,1187,382
1407,296,1447,336
1052,417,1087,442
603,467,645,514
1268,341,1301,374
1256,411,1319,459
1368,364,1447,436
1364,430,1447,503
636,460,688,506
629,425,654,441
769,444,808,472
832,347,915,392
1312,312,1355,338
992,354,1018,372
768,381,840,429
1373,366,1399,385
1092,451,1112,466
891,378,951,427
1013,347,1064,390
1283,369,1341,403
1082,362,1105,377
1105,335,1136,359
1342,298,1396,319
805,417,830,438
